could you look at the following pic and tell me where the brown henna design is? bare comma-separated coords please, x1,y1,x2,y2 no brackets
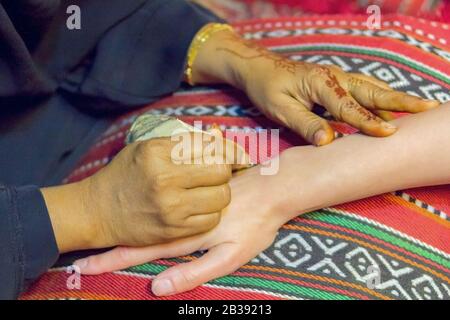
313,66,347,99
348,77,364,88
325,73,347,99
216,34,302,74
343,100,379,122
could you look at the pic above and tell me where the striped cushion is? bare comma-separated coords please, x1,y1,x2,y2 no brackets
22,14,450,300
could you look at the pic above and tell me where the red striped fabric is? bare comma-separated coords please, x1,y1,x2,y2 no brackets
21,14,450,300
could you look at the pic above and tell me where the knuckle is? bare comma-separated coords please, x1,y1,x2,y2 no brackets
303,117,325,141
347,76,364,90
139,139,172,162
309,67,328,81
147,137,170,148
134,143,171,181
177,267,197,284
220,184,231,207
214,164,232,181
310,65,328,75
368,85,383,101
157,194,182,219
150,171,173,191
136,138,164,156
160,226,182,240
133,141,151,164
206,212,221,229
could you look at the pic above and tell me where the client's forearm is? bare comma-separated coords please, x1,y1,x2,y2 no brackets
274,103,450,221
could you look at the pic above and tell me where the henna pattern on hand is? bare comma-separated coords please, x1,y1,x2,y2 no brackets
314,66,347,99
217,35,380,125
348,77,364,88
343,100,379,122
216,34,301,74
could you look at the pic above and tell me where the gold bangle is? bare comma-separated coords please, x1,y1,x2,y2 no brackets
185,23,234,86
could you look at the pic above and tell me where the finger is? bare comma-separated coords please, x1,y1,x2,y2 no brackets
206,128,252,169
317,85,397,137
374,110,396,121
347,73,392,90
347,76,395,121
158,132,207,162
274,95,335,146
348,79,439,113
348,76,396,121
151,244,241,296
208,128,252,171
169,131,225,162
73,237,205,275
184,212,221,234
181,184,231,215
313,79,396,136
176,162,232,188
172,129,250,167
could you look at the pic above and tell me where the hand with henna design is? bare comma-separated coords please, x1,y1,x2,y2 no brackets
189,29,439,145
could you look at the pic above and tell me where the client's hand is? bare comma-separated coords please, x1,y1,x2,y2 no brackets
73,165,282,296
42,132,246,253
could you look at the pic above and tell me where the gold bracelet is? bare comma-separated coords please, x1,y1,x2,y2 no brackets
185,23,234,86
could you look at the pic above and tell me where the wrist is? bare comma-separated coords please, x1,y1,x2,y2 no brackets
271,146,331,222
41,179,112,253
190,29,250,89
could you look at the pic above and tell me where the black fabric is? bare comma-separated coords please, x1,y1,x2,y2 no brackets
0,185,59,299
1,0,61,50
0,0,221,299
58,0,221,110
0,3,55,99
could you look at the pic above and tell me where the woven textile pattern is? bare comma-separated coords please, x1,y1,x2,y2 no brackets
22,15,450,300
192,0,450,22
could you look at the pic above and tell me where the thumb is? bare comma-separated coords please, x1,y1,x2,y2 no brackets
152,243,241,296
276,96,335,146
73,236,205,275
207,127,253,170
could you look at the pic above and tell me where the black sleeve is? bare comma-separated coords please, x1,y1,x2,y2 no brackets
46,0,223,112
0,185,59,300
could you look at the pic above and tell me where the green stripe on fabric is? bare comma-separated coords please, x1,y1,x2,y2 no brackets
211,276,353,300
129,263,167,274
304,211,450,269
273,45,450,85
128,263,354,300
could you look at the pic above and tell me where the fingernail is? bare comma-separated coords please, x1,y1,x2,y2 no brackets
152,279,175,296
314,130,327,146
381,122,397,130
73,258,88,271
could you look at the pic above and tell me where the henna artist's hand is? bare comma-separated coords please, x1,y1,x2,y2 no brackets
42,131,248,253
190,29,439,145
72,165,282,296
